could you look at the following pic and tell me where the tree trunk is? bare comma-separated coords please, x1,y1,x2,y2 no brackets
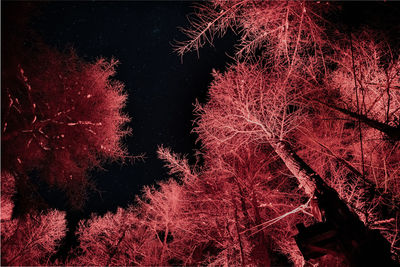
271,140,325,197
232,196,246,267
270,140,396,266
159,225,169,265
320,101,400,141
250,191,271,266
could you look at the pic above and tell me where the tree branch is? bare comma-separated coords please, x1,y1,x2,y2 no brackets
318,101,400,141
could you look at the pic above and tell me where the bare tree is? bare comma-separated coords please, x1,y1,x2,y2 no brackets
157,144,317,266
1,173,66,266
175,1,399,265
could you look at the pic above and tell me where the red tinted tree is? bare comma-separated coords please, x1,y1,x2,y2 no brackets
70,207,144,266
2,46,129,210
72,179,194,266
1,209,67,266
157,145,316,266
1,6,131,264
176,1,400,265
71,145,307,266
191,60,398,266
1,172,67,266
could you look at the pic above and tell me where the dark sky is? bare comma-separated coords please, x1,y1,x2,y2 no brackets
21,1,237,215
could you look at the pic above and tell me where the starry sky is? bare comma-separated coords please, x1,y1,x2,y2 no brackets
18,1,237,215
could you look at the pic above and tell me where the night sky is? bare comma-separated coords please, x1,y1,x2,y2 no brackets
15,1,237,215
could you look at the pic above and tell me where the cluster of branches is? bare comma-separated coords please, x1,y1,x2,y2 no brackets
2,45,130,210
1,172,67,266
52,145,311,266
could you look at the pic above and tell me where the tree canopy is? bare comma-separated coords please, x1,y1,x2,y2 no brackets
2,1,400,266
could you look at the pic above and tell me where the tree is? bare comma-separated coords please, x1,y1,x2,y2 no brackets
70,207,143,266
157,144,316,266
1,4,131,265
71,144,308,266
175,1,400,265
71,178,197,266
1,209,67,266
1,172,67,266
2,45,130,210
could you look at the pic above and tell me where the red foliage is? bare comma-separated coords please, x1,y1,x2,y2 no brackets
1,46,129,208
1,209,66,266
1,172,66,266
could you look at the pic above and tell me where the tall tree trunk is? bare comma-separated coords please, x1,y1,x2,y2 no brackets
250,191,271,266
159,225,169,265
270,139,396,266
271,140,325,196
320,101,400,141
232,198,246,267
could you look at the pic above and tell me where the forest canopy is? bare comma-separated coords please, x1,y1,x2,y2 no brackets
1,1,400,266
